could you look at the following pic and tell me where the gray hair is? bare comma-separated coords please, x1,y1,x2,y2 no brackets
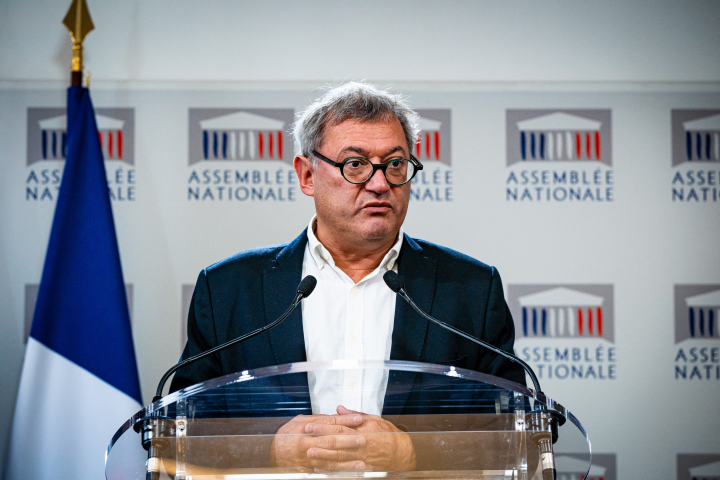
291,82,420,162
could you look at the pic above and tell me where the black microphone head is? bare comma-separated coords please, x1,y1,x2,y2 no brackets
383,271,405,293
297,275,317,298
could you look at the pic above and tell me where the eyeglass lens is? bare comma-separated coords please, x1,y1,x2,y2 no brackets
344,158,415,185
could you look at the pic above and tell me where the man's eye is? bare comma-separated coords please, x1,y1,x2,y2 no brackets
348,161,363,168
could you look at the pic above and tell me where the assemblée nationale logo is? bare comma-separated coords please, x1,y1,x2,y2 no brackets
555,453,616,480
187,108,298,202
505,109,613,202
677,454,720,480
410,109,453,202
507,284,616,380
674,285,720,381
25,108,136,201
671,110,720,203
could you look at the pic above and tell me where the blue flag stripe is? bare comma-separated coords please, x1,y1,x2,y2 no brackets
30,87,142,404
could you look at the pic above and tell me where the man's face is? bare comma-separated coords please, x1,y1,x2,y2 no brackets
296,117,412,248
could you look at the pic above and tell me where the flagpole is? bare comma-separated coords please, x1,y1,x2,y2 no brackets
5,2,144,479
63,0,95,87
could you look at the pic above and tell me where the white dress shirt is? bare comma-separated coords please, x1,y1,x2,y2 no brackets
300,216,403,415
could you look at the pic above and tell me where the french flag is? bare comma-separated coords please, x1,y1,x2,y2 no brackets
5,87,142,480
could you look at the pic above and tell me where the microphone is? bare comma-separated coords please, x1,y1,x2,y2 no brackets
383,271,562,480
136,275,317,480
153,274,317,401
384,271,540,391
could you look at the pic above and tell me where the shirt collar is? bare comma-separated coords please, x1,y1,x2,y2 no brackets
306,215,404,272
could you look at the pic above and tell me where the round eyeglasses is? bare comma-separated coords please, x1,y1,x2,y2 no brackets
312,150,423,186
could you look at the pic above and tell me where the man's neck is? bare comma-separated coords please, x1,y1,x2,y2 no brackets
314,220,398,284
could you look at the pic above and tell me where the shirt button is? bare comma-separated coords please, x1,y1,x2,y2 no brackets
388,261,395,270
322,252,330,260
351,287,359,295
349,331,357,340
348,381,356,389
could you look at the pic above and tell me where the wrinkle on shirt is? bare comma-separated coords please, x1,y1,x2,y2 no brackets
301,215,403,415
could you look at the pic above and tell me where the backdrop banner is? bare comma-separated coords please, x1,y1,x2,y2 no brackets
1,85,718,479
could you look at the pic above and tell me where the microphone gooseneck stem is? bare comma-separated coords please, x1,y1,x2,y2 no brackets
153,291,304,400
394,281,561,478
396,286,543,396
136,275,316,480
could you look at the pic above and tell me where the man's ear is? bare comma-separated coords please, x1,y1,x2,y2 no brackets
294,155,315,197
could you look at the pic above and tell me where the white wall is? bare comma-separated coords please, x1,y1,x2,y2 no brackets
1,0,720,84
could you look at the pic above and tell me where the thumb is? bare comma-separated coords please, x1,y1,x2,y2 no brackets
336,405,362,416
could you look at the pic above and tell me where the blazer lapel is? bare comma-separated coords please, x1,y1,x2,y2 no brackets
390,235,436,362
385,235,437,415
263,229,309,367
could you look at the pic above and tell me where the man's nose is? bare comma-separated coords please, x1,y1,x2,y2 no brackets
364,164,391,194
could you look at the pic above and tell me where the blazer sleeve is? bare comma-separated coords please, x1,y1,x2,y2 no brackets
477,267,527,387
169,269,223,393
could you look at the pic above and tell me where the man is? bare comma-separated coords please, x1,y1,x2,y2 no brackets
171,82,524,471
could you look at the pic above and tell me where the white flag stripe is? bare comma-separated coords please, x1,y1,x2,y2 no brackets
5,338,141,480
565,131,572,159
229,131,237,159
567,307,575,336
248,130,256,158
547,132,554,161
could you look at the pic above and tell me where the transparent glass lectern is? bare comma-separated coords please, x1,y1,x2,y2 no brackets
106,360,591,480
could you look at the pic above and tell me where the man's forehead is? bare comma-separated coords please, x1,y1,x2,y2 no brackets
328,116,402,131
323,117,407,154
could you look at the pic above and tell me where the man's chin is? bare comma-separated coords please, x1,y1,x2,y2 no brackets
357,221,398,242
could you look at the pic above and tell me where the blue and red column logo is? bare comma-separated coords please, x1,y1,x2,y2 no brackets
27,108,134,165
508,284,616,380
677,454,720,480
506,110,612,166
188,109,294,165
673,285,720,381
671,110,720,202
509,285,614,342
555,453,616,480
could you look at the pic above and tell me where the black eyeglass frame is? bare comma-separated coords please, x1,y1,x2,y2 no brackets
311,150,424,186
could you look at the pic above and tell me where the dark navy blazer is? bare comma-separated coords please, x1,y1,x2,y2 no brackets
170,229,525,404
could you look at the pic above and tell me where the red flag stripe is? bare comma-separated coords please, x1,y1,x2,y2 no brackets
575,132,581,159
586,132,591,159
117,130,123,159
595,131,601,160
578,308,583,336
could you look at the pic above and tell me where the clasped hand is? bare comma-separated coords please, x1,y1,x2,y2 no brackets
270,405,416,472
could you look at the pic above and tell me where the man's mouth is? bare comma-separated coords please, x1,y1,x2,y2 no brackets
362,201,393,213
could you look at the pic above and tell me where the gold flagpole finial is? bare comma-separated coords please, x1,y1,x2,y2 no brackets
62,0,95,86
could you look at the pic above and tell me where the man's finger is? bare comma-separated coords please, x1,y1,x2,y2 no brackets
306,434,365,451
305,413,363,428
336,405,363,416
305,423,358,435
311,459,366,472
305,415,363,433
